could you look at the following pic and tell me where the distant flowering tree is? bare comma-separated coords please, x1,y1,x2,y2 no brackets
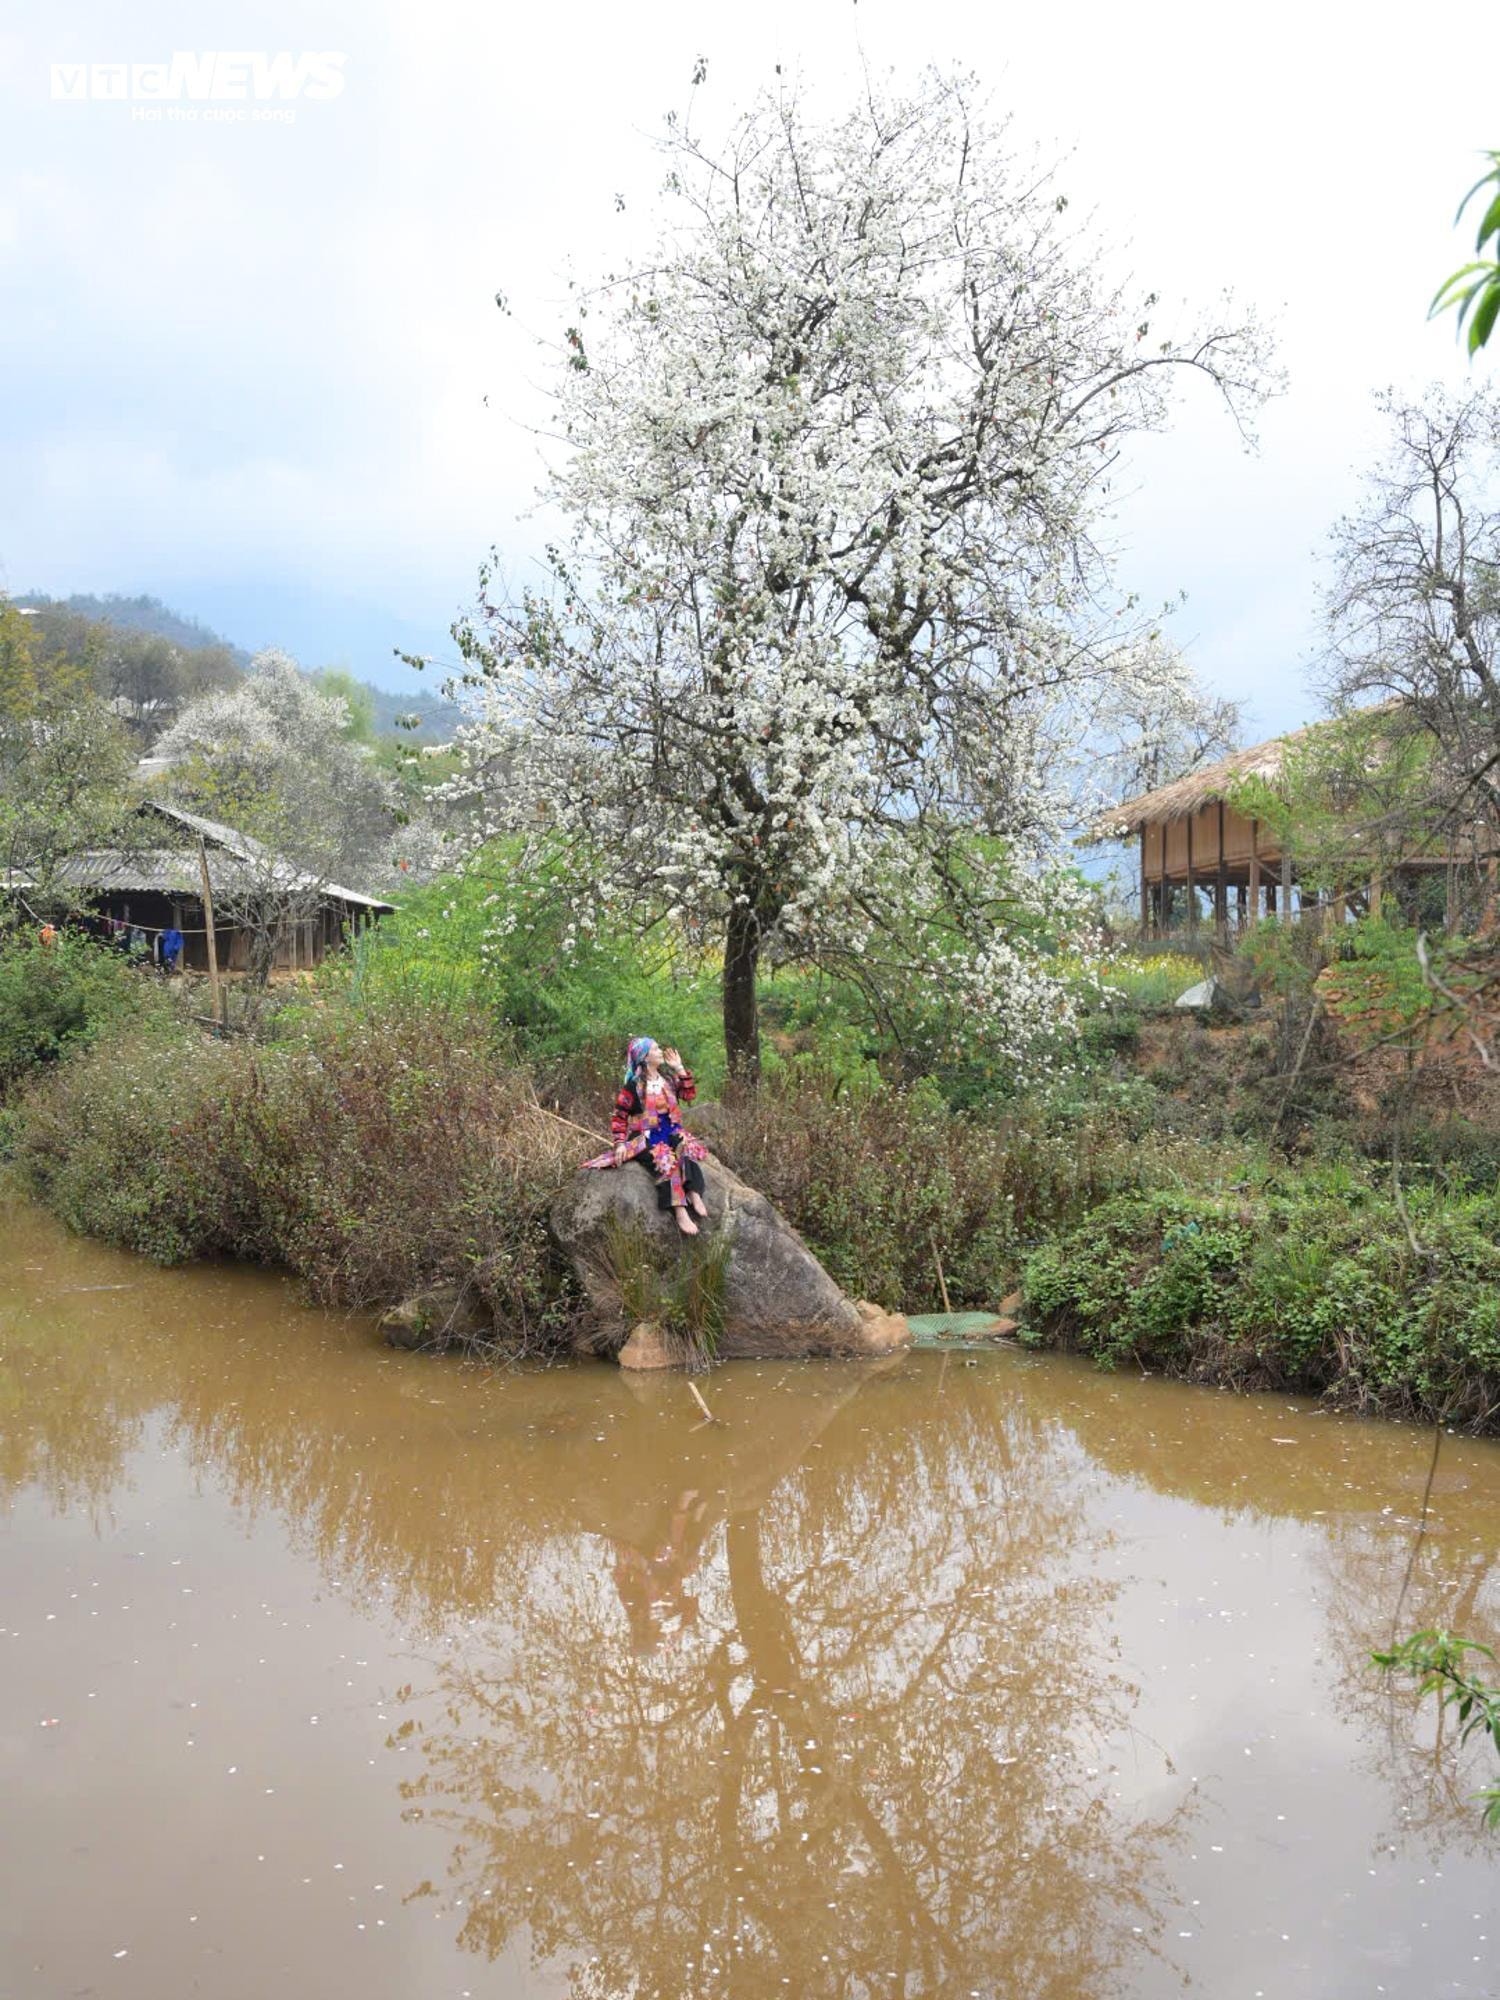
150,649,398,980
452,71,1276,1080
1087,636,1243,812
152,649,395,886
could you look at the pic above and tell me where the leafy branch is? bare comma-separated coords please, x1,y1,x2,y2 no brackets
1431,151,1500,355
1372,1628,1500,1828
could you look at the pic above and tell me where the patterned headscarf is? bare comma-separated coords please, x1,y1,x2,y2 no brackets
624,1036,655,1090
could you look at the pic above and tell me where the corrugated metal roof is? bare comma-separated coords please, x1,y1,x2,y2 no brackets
43,845,396,913
53,849,203,897
2,803,396,913
138,800,396,910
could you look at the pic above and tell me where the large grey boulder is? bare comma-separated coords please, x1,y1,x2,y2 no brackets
550,1152,900,1362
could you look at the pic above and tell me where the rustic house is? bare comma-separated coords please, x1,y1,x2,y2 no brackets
54,800,395,972
1098,722,1487,939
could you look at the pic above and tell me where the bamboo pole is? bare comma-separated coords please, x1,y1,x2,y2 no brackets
1139,826,1149,937
529,1098,615,1148
196,836,223,1026
929,1230,953,1314
1249,818,1261,927
1186,812,1197,935
687,1380,722,1424
1160,828,1170,936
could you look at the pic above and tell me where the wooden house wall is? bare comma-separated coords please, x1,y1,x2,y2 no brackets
1140,804,1286,881
80,890,374,972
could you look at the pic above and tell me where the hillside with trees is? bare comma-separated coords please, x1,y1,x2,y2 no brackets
16,591,460,745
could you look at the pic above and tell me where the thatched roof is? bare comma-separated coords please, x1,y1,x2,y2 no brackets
1094,703,1422,839
1092,722,1332,836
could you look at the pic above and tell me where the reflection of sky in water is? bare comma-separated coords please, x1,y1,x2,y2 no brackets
1,1198,1497,2000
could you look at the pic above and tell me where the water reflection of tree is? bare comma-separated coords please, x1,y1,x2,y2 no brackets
20,1231,1500,1979
399,1379,1190,1999
0,1295,151,1517
1058,1375,1500,1862
1311,1496,1500,1858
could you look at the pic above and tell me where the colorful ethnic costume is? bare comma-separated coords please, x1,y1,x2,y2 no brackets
583,1038,709,1213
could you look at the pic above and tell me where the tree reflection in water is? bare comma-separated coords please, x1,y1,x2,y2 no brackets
397,1369,1190,1999
1311,1484,1500,1856
8,1200,1500,1995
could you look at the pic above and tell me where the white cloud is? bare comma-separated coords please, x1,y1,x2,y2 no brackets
0,0,1493,713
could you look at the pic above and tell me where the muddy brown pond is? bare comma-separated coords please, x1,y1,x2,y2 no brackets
2,1195,1497,1999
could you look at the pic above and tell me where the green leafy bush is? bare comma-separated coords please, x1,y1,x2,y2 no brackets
1021,1172,1500,1426
11,996,580,1341
710,1071,1145,1312
337,855,729,1090
0,935,164,1099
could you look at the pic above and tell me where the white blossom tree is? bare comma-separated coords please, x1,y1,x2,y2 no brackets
152,649,395,879
150,649,398,978
1085,635,1243,812
1322,384,1500,849
452,72,1275,1080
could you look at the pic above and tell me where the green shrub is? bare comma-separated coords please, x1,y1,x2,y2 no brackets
0,934,164,1100
707,1070,1147,1313
337,856,730,1091
1021,1171,1500,1426
11,996,582,1342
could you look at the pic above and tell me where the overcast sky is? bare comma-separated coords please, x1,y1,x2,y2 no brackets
1,0,1494,732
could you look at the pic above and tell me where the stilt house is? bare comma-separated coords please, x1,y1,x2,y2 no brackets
53,800,395,972
1098,722,1488,939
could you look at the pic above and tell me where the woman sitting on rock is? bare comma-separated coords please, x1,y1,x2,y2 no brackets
584,1037,710,1236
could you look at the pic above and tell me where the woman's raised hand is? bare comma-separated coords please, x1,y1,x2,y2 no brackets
661,1046,683,1070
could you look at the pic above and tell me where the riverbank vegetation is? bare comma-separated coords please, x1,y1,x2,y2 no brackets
2,83,1499,1437
2,862,1498,1430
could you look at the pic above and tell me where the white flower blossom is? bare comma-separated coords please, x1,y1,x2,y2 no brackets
445,72,1275,1079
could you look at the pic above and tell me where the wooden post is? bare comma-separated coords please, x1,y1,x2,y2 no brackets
1215,800,1229,941
1280,850,1293,921
1139,827,1150,937
1368,876,1383,921
1248,818,1261,927
196,837,223,1026
1160,826,1170,937
1186,813,1197,936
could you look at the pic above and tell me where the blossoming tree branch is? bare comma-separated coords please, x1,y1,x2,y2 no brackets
448,70,1278,1080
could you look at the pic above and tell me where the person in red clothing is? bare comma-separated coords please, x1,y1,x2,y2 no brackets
582,1036,710,1235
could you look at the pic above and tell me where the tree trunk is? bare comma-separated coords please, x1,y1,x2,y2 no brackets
723,902,761,1085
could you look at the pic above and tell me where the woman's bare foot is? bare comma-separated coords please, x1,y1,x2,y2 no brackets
674,1206,699,1236
688,1191,709,1219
